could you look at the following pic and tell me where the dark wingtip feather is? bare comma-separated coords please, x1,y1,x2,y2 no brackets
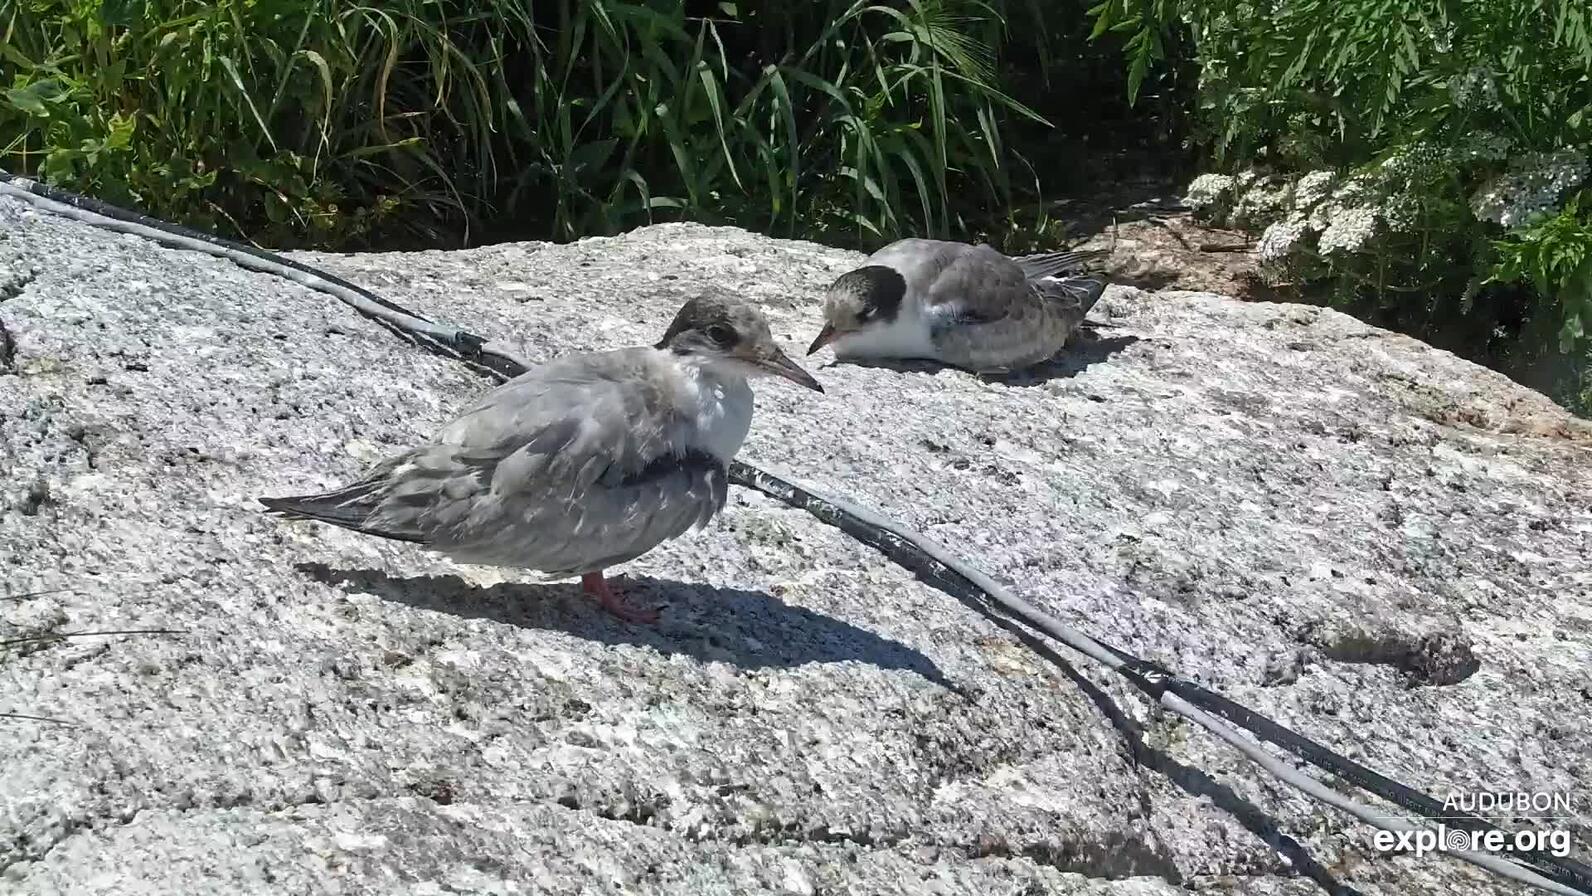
1015,247,1111,280
1036,272,1111,317
257,494,340,520
258,495,300,514
258,485,364,523
1074,273,1111,315
257,491,427,544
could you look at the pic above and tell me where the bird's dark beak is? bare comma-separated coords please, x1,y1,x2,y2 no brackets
754,346,824,393
806,323,838,356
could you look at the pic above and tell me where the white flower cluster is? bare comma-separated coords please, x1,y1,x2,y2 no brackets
1252,170,1344,263
1470,148,1590,230
1185,165,1406,263
1382,193,1419,232
1232,181,1289,224
1380,142,1448,181
1318,207,1381,254
1257,218,1309,261
1292,170,1337,208
1191,140,1589,270
1309,174,1374,231
1185,173,1236,210
1228,167,1387,263
1330,174,1374,204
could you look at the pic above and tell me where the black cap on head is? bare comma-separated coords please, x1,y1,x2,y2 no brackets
830,265,907,322
655,294,753,351
654,293,824,392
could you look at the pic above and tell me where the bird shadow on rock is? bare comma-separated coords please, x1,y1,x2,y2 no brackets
998,333,1142,387
822,333,1140,387
297,562,958,691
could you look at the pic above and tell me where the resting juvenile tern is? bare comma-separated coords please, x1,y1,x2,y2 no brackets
260,294,822,624
807,239,1110,373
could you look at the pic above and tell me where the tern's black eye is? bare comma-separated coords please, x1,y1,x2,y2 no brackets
705,323,737,347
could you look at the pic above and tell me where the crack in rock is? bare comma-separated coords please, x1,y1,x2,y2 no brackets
545,786,1185,884
0,268,34,303
8,789,401,876
1297,620,1481,686
0,267,37,369
965,829,1183,883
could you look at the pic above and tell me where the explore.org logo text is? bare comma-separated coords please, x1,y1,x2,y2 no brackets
1372,824,1574,859
1371,791,1584,859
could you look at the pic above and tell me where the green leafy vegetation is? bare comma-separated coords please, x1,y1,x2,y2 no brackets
0,0,1158,251
1095,0,1592,411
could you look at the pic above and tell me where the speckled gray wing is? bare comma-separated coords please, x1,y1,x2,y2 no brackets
260,348,729,577
919,243,1034,326
867,239,1105,283
916,246,1108,372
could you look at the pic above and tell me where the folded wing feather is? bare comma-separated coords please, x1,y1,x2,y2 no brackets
260,348,730,575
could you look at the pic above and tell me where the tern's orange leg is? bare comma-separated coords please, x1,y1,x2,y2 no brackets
580,571,660,624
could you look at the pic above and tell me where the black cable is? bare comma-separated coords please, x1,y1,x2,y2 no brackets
1176,676,1591,886
733,461,1592,893
0,174,428,323
1097,649,1592,891
0,172,522,381
1,628,189,648
4,170,1586,895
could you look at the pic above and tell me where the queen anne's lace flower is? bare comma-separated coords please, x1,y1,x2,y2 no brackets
1292,170,1336,209
1307,202,1335,233
1470,148,1590,230
1185,173,1235,210
1330,174,1375,205
1232,179,1289,225
1257,217,1309,262
1307,175,1374,232
1318,207,1379,254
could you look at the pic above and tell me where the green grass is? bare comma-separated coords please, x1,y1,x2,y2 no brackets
0,0,1129,251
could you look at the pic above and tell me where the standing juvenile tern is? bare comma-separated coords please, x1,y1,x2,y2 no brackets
807,239,1110,373
260,294,822,624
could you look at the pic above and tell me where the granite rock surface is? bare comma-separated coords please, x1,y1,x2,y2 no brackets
2,196,1590,895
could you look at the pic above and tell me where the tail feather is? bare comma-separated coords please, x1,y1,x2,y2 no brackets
1037,272,1111,317
1073,273,1111,316
1014,248,1110,281
258,483,426,544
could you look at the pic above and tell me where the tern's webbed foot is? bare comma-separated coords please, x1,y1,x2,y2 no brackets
581,571,660,624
